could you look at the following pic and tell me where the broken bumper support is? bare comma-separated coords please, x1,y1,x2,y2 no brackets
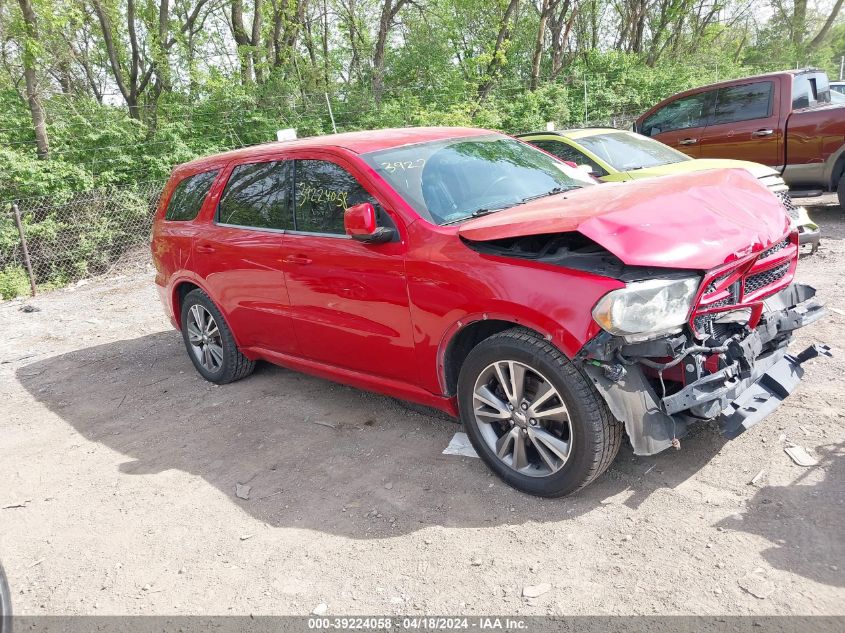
582,284,830,456
719,343,831,439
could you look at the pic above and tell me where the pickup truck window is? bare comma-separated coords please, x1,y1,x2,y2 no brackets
712,82,773,125
641,92,709,136
294,160,377,235
217,161,293,230
164,169,219,221
792,73,831,109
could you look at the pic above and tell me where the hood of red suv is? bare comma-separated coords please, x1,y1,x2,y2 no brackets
458,168,791,271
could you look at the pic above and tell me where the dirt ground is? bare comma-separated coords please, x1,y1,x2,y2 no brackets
1,195,843,617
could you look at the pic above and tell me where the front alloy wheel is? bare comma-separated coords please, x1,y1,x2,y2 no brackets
473,360,572,476
458,327,622,497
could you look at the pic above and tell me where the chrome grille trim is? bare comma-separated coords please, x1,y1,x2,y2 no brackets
774,190,799,220
744,261,790,295
690,233,797,338
760,238,790,259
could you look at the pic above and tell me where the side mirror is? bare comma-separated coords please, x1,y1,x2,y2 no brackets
577,164,595,175
344,203,395,244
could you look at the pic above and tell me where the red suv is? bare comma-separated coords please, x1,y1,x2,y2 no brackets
152,127,827,497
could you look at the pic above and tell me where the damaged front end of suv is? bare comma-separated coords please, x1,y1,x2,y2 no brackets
460,168,830,456
577,231,829,454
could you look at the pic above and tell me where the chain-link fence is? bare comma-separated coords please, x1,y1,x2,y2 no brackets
0,182,163,299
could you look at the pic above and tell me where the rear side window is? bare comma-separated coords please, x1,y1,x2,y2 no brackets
712,82,773,124
164,169,218,221
294,160,377,235
641,92,710,136
217,161,294,230
529,139,608,177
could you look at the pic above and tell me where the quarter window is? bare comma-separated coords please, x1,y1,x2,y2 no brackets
217,161,293,230
164,169,219,221
294,160,377,235
712,82,773,125
641,92,709,136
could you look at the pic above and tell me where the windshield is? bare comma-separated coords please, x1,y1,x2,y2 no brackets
575,131,691,171
362,134,595,225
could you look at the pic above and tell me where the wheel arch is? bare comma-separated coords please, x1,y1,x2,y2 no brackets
825,143,845,191
171,280,201,330
438,311,577,397
170,276,219,331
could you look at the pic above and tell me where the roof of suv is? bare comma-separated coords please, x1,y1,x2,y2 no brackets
177,126,490,172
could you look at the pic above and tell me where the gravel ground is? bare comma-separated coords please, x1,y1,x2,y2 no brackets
1,195,843,616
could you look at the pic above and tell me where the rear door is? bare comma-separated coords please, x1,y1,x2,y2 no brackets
190,159,299,354
281,154,418,383
697,80,781,166
639,91,712,157
154,169,220,278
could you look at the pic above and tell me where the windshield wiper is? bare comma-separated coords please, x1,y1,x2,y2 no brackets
441,206,508,226
518,186,573,204
440,187,577,226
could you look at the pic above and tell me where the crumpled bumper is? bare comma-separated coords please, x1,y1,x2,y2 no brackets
583,283,830,456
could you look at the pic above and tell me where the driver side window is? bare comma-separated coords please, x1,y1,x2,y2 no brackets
294,160,378,235
642,92,710,136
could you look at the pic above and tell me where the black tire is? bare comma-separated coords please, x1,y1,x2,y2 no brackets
457,327,622,497
838,171,845,211
180,288,255,384
0,563,10,633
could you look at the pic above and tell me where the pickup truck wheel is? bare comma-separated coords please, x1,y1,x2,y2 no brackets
180,289,255,384
457,328,622,497
839,172,845,211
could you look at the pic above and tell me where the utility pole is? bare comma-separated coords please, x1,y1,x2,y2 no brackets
583,76,588,126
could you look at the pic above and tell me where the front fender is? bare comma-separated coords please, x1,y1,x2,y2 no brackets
435,307,591,395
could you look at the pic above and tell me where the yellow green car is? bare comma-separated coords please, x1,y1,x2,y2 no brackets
517,128,820,251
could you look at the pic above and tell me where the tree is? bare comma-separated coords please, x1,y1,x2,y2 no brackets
808,0,845,49
231,0,264,84
17,0,49,159
477,0,520,100
373,0,413,104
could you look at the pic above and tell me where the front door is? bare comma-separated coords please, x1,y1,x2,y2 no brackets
641,91,712,158
191,159,299,355
282,156,418,384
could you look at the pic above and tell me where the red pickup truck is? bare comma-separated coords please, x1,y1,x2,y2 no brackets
634,69,845,206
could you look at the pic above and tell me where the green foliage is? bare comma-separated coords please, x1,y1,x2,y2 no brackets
0,147,93,203
0,266,30,300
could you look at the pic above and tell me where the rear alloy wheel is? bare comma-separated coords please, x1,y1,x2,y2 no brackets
180,289,255,384
186,304,224,374
458,328,622,497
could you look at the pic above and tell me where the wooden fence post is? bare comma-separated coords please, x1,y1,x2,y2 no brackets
11,203,37,297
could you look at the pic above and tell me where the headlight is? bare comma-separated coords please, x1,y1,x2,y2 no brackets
592,277,700,340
